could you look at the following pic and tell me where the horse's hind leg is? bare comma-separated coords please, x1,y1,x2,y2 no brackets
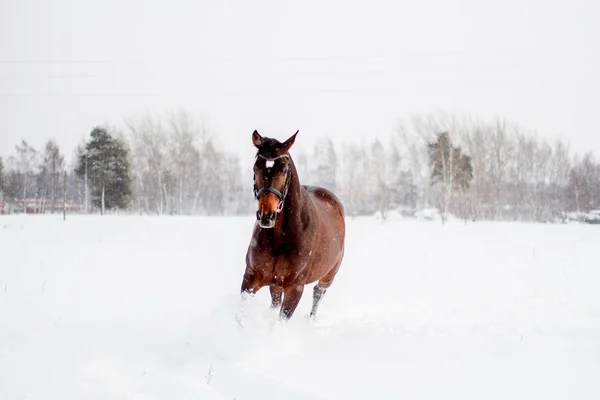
310,285,327,319
310,261,342,319
269,285,282,309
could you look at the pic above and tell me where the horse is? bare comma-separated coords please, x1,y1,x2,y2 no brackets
240,130,346,320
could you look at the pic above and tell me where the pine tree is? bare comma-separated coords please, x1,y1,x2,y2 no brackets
75,127,132,214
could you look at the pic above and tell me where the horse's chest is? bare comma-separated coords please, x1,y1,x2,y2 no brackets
249,243,308,285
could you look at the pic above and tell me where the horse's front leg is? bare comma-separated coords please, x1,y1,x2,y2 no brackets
279,284,304,320
240,266,263,295
269,285,283,309
237,267,266,326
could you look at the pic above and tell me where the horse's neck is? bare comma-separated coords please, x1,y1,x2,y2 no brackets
274,162,309,241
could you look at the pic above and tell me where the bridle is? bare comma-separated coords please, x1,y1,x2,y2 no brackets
253,153,291,213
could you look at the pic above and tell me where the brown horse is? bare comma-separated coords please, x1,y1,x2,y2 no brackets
240,130,345,320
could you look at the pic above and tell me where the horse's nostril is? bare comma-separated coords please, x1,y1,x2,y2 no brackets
256,210,263,220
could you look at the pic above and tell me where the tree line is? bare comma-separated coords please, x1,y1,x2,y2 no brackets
391,113,598,222
0,111,599,223
1,139,66,214
288,112,599,223
0,111,250,216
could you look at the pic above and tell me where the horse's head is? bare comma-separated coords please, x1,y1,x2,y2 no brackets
251,130,298,228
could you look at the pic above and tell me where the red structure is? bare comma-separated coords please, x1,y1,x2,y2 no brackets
12,199,83,214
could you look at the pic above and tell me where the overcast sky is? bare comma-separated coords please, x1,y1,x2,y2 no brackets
1,0,598,164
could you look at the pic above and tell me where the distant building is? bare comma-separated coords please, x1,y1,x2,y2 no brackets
11,199,83,214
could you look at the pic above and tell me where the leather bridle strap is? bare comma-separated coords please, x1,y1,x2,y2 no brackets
255,186,284,201
253,154,291,212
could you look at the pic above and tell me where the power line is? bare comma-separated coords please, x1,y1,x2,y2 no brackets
0,43,592,65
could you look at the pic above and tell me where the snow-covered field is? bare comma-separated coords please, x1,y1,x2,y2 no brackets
1,215,599,399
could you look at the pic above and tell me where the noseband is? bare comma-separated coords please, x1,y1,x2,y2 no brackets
253,154,291,213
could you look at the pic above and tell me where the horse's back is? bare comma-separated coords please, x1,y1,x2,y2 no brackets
302,185,345,219
303,185,345,246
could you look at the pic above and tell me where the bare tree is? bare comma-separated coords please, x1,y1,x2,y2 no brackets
532,139,553,221
127,114,169,215
193,140,224,215
508,133,530,220
168,110,207,215
0,156,4,194
14,140,38,207
488,118,513,219
397,121,431,210
370,139,390,219
337,143,367,216
385,137,409,213
311,137,338,192
40,140,65,213
567,152,600,215
462,125,490,221
551,140,571,221
428,132,473,223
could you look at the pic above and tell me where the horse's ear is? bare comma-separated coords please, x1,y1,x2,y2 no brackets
283,130,299,152
252,130,264,148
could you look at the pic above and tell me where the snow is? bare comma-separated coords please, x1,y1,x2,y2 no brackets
373,209,404,221
1,215,600,399
414,208,457,221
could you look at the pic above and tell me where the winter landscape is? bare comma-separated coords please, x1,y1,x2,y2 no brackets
0,214,599,399
2,0,600,399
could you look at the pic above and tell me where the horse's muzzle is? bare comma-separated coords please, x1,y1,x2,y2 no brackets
257,210,277,228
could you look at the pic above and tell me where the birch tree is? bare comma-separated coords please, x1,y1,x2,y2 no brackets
14,140,38,204
39,140,65,213
127,115,168,215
